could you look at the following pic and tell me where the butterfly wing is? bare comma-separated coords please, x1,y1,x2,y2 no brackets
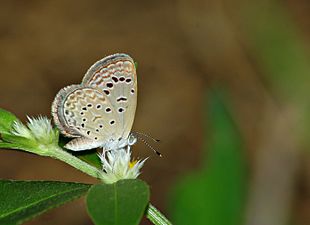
82,53,137,140
52,85,121,150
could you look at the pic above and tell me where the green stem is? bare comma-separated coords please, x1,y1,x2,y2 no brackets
43,145,104,180
146,204,172,225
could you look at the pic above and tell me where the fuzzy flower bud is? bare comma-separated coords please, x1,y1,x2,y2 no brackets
11,116,58,152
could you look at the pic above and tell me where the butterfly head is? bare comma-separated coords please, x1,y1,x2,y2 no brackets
103,133,137,151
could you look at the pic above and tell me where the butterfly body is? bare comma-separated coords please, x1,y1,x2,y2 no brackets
52,53,137,151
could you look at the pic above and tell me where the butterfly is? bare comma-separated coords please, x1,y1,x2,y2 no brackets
51,53,137,151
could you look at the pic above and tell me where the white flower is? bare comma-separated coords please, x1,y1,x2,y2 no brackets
12,116,58,146
98,146,147,184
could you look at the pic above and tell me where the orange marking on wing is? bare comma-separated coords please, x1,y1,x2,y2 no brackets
92,115,102,122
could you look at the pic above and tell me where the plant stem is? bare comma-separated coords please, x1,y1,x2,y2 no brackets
146,203,172,225
45,145,104,180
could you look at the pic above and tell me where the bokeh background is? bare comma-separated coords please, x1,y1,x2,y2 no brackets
0,0,310,225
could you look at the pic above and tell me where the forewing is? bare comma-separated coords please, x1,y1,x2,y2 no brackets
82,53,137,140
52,85,120,150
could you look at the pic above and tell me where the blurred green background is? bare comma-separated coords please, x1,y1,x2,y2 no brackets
0,0,310,225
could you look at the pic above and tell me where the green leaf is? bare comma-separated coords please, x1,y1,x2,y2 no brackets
87,179,150,225
74,150,102,169
0,180,91,225
0,109,18,134
169,90,247,225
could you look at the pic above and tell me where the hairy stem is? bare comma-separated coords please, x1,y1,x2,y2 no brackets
146,204,172,225
44,145,103,180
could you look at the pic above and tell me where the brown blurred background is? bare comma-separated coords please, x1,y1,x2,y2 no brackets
0,0,310,225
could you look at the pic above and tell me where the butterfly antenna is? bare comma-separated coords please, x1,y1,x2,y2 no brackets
135,135,162,157
133,131,160,142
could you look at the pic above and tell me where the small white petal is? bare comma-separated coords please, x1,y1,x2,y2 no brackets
12,121,33,139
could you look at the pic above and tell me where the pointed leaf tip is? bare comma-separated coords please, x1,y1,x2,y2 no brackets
0,109,18,135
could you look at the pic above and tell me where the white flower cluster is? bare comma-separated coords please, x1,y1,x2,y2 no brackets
12,116,58,146
98,147,147,184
